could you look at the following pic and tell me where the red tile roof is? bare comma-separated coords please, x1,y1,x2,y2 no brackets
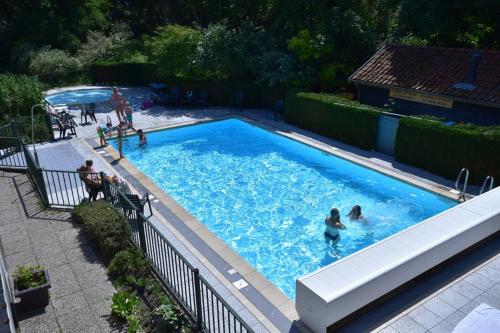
349,44,500,106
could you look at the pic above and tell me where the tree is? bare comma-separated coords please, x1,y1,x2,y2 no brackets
144,25,201,77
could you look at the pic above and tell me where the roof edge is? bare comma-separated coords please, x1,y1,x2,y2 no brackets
348,44,388,82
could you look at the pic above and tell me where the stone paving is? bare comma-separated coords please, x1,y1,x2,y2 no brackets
0,171,123,333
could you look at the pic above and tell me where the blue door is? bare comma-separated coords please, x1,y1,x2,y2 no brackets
376,115,399,155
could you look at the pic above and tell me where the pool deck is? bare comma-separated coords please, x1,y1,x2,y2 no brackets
31,87,498,332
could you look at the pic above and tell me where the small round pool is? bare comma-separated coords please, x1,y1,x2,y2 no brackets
45,88,112,105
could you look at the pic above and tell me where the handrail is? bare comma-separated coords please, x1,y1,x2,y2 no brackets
454,168,469,201
480,176,494,195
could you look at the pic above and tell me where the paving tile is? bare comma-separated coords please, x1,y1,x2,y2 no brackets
29,231,61,250
69,257,106,274
486,283,500,298
16,305,59,331
422,297,457,319
49,272,81,299
47,264,75,283
34,242,66,259
428,320,454,333
66,245,99,263
464,272,496,291
459,300,480,314
57,305,97,332
52,290,89,316
37,252,70,270
19,319,61,333
72,324,101,333
437,289,470,309
445,310,467,326
6,249,37,271
82,283,116,304
475,265,500,283
75,266,110,288
390,315,427,333
451,279,484,300
474,292,500,308
407,306,442,329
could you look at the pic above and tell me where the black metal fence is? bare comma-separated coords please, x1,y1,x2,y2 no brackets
103,179,253,333
0,123,255,333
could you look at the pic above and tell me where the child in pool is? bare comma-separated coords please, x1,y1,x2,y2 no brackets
325,208,345,239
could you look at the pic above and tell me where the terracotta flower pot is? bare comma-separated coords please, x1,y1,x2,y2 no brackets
14,269,51,311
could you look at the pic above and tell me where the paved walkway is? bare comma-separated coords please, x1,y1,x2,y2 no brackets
0,171,122,333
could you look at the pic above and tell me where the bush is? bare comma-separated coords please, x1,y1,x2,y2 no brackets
91,63,154,85
111,290,140,321
72,200,130,262
395,117,500,184
108,249,147,280
29,47,82,84
14,265,47,290
284,92,380,150
0,74,44,119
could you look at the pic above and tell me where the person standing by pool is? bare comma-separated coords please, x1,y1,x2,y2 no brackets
96,125,107,147
325,208,345,239
124,102,135,131
110,87,126,122
117,122,124,159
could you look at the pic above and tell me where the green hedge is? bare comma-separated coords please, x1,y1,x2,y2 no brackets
395,117,500,184
90,63,285,108
284,92,379,150
72,200,131,263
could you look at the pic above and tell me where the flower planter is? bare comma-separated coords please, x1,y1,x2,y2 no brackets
14,269,51,311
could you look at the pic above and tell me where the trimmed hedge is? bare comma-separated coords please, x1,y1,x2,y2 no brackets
90,63,285,108
284,92,379,150
72,200,131,263
395,117,500,184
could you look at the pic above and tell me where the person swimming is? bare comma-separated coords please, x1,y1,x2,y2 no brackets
325,208,346,239
347,205,367,222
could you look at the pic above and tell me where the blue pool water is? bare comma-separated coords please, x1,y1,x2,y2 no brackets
45,88,112,105
112,119,456,298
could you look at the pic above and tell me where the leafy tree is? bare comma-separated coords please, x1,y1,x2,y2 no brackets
78,24,133,66
145,24,201,77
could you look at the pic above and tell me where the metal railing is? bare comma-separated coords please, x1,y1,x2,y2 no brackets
103,180,253,333
0,125,255,332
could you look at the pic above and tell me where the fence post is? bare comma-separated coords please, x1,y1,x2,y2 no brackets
194,268,203,331
36,168,49,208
137,213,147,255
44,113,54,141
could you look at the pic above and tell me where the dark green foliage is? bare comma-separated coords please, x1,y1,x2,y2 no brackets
0,74,43,119
91,63,154,86
284,92,379,150
108,249,147,280
91,63,285,108
72,200,130,262
395,117,500,184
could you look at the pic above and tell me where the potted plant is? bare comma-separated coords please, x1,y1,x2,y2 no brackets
13,265,51,310
153,298,182,332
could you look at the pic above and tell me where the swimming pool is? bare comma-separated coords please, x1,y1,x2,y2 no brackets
112,119,456,299
45,88,113,105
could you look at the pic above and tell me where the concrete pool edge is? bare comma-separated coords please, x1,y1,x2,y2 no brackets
296,188,500,332
91,115,465,331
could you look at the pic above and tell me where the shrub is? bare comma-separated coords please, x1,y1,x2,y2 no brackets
91,63,154,85
108,249,148,280
0,74,44,119
284,92,380,150
14,265,47,290
395,117,500,184
72,200,130,262
29,47,82,84
111,290,139,321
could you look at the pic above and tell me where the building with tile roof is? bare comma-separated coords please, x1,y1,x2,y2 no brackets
349,45,500,125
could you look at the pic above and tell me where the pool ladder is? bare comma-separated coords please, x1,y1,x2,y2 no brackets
479,176,495,195
455,168,469,202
